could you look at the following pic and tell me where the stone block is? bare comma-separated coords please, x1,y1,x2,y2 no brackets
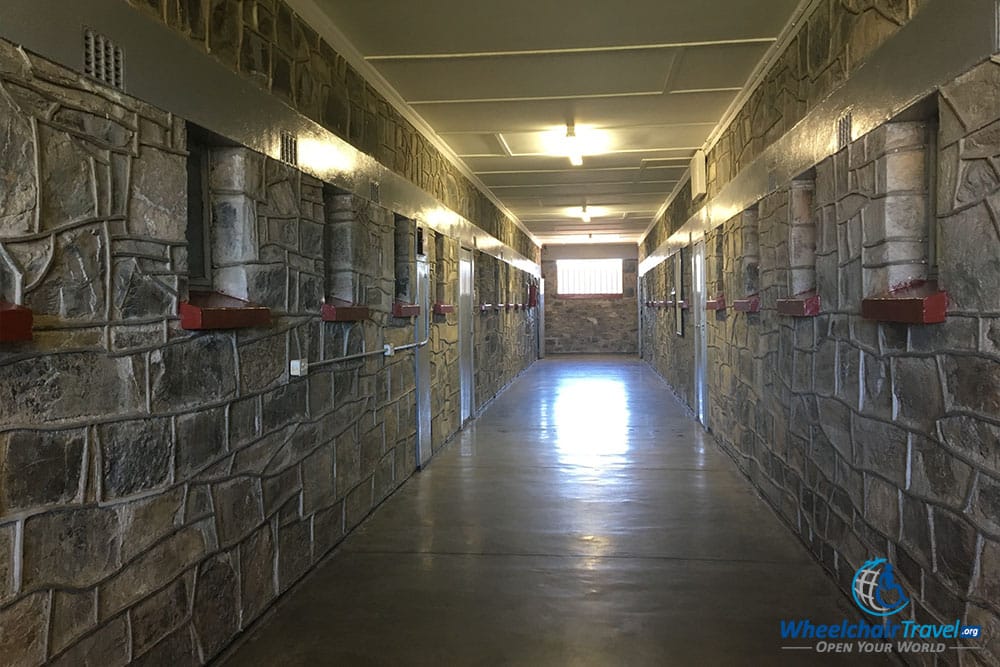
864,474,900,538
23,506,121,589
239,524,275,623
938,415,1000,472
973,473,1000,535
0,428,85,514
99,523,208,619
261,381,307,434
128,146,186,241
209,148,265,199
50,613,128,667
117,488,186,563
192,553,239,657
861,352,892,419
908,436,973,509
132,624,197,667
214,263,288,311
941,355,1000,419
262,466,301,518
49,588,95,654
933,508,978,590
891,356,943,432
977,538,1000,603
27,224,108,322
230,395,260,447
176,407,227,478
302,444,335,514
37,123,97,230
98,418,172,500
940,60,1000,138
938,202,1000,312
112,258,176,321
130,573,191,656
0,592,48,667
212,476,264,547
0,90,37,237
211,194,259,264
851,415,908,486
150,334,237,412
277,519,311,591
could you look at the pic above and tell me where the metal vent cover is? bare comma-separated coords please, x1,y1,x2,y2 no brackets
837,112,853,151
279,131,298,166
83,28,124,90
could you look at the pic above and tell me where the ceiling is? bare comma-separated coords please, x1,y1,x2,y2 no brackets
312,0,803,245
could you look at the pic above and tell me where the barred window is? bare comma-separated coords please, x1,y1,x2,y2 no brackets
556,259,623,296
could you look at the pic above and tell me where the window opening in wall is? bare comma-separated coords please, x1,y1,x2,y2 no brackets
556,259,623,296
394,214,415,304
185,135,212,289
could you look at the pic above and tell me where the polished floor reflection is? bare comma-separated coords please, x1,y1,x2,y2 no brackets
222,356,893,666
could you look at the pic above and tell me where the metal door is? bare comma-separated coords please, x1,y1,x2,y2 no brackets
537,278,545,358
415,256,433,468
692,242,709,429
459,249,474,424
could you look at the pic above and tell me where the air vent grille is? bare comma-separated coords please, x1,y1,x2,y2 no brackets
279,131,298,166
837,112,853,151
83,28,124,91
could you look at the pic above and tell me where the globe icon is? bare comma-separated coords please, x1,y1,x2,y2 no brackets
852,558,909,616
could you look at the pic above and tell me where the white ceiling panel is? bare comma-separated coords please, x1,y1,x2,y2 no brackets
479,167,685,188
413,90,738,134
307,0,802,244
668,42,773,91
317,0,799,56
464,151,694,173
497,123,713,156
372,50,678,102
440,133,508,157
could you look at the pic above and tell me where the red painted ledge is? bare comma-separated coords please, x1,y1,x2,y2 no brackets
777,291,821,317
180,291,271,330
321,299,370,322
862,281,948,324
433,303,455,315
392,302,421,318
0,302,33,342
733,294,761,313
479,303,492,313
706,294,727,311
678,300,690,310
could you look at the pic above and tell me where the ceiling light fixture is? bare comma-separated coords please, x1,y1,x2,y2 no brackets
566,124,583,167
581,205,591,223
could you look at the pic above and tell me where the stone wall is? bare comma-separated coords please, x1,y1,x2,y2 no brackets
542,255,638,355
474,253,539,406
122,0,538,264
642,61,1000,664
0,38,537,666
640,252,695,407
642,0,923,260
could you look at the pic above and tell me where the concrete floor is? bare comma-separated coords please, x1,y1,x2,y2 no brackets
221,356,893,666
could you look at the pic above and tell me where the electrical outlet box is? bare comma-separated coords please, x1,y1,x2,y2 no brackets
290,359,309,376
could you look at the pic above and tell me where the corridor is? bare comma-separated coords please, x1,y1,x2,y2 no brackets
221,356,889,666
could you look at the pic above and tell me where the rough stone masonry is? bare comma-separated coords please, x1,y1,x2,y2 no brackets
0,29,538,667
640,2,1000,665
